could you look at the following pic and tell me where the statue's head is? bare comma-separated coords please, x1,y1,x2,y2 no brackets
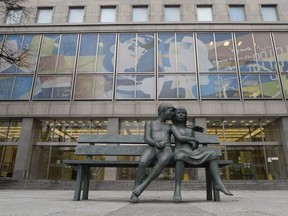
158,102,175,115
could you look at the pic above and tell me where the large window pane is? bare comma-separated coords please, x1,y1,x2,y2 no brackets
158,75,197,99
0,76,14,99
38,34,61,73
197,33,215,72
96,34,116,72
116,75,154,99
253,33,277,72
118,33,154,72
164,5,181,22
36,7,53,23
11,76,33,99
77,34,98,72
241,75,261,99
33,75,72,100
197,6,213,21
56,34,78,73
215,33,237,72
273,33,288,72
74,74,113,99
260,75,282,99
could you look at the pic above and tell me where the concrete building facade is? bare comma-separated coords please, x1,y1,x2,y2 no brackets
1,0,288,184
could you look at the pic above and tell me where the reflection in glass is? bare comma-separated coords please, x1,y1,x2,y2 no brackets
200,75,240,99
158,75,197,99
197,33,215,72
38,34,60,73
241,75,261,98
56,34,78,73
281,74,288,99
118,34,136,72
116,75,154,99
274,33,288,72
33,75,72,99
78,34,98,72
74,74,113,99
215,33,237,72
96,34,116,72
260,75,281,99
158,33,195,72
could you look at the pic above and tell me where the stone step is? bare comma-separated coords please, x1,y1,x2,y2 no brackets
1,179,288,190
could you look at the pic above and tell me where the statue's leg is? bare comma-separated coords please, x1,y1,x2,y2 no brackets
209,159,233,196
173,160,184,201
133,148,172,197
130,147,156,203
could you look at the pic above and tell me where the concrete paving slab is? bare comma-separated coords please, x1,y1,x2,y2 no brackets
0,190,287,216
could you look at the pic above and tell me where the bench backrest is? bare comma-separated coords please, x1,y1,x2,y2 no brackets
75,134,221,157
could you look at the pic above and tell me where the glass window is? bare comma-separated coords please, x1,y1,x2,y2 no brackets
132,6,148,22
38,34,78,74
118,33,154,72
33,75,72,100
116,75,155,99
74,74,113,99
261,5,278,21
158,33,196,73
158,75,197,99
196,33,215,72
200,74,240,99
0,120,21,142
100,6,116,22
164,5,180,22
229,5,246,21
274,33,288,72
36,7,53,23
68,7,84,23
5,9,22,24
197,5,213,21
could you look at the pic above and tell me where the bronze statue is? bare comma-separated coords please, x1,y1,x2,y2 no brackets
130,102,175,203
171,107,233,201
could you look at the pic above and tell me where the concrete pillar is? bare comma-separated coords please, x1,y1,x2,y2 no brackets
278,117,288,175
13,118,36,180
194,118,207,181
104,118,119,180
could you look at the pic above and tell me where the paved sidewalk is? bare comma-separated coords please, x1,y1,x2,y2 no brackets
0,190,288,216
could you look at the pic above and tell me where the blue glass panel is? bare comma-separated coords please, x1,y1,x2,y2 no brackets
33,76,53,99
118,34,136,72
137,33,154,72
200,75,219,98
96,34,116,72
57,34,78,73
135,75,154,98
11,76,32,99
78,34,98,72
0,76,14,99
158,75,177,98
158,33,175,72
218,75,240,99
38,34,61,73
197,33,216,72
116,75,135,98
52,76,72,99
176,33,196,72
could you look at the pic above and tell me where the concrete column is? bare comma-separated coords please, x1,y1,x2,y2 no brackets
278,117,288,174
104,118,119,180
194,118,207,181
13,118,36,180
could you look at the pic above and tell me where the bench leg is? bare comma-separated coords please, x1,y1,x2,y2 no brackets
205,167,213,201
213,181,220,201
82,166,90,200
73,165,84,201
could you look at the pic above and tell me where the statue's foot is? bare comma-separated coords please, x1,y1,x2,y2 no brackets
215,184,233,196
173,193,182,202
130,192,139,203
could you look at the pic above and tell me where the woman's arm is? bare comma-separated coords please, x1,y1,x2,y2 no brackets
171,125,199,143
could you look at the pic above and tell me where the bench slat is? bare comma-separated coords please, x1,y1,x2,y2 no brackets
74,145,222,156
78,134,219,145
